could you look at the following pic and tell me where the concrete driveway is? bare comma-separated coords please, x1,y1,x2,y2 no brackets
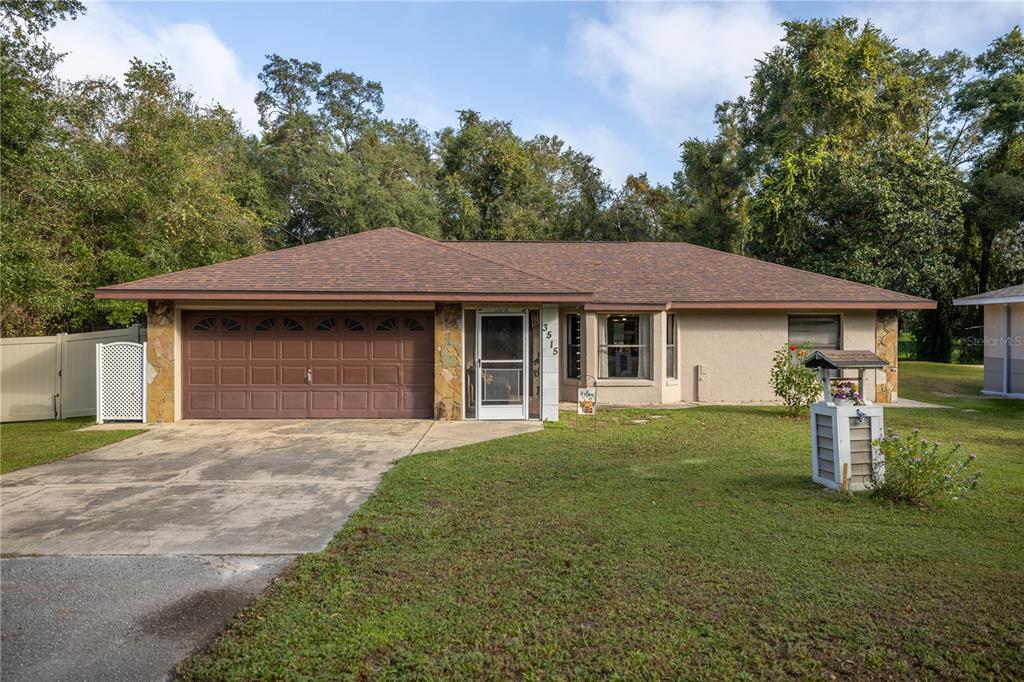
1,418,540,681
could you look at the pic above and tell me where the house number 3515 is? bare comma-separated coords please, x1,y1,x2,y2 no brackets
542,323,558,355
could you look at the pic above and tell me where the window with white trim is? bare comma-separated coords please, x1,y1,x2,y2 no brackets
598,314,651,379
666,313,677,379
566,313,581,379
788,314,841,349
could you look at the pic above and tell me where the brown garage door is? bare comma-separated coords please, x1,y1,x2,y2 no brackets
183,311,434,418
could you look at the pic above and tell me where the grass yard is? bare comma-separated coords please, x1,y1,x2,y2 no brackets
0,417,144,474
181,362,1023,680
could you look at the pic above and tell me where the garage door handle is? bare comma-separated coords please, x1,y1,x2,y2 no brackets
306,368,312,385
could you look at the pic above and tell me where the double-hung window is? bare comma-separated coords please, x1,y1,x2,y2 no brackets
598,314,651,379
666,313,677,379
566,313,582,379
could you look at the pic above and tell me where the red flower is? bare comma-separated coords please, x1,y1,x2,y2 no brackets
789,344,797,351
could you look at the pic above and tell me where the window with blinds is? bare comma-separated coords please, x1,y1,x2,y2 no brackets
566,313,582,379
788,315,841,349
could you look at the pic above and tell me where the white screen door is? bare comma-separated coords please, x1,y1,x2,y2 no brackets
477,312,528,420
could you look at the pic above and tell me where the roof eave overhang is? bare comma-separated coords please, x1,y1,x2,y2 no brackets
584,302,668,311
669,300,936,310
94,289,592,303
954,296,1024,306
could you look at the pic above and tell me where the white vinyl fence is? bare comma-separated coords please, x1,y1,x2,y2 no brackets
0,325,145,422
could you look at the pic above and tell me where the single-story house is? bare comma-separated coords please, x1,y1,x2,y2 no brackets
954,284,1024,398
96,227,935,422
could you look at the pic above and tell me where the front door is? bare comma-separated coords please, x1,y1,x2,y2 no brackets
477,312,528,420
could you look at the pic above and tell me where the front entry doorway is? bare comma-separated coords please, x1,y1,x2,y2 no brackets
476,312,528,420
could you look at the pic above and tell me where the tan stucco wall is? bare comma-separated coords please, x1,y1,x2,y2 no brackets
556,307,883,407
675,309,878,404
676,310,783,403
842,310,878,402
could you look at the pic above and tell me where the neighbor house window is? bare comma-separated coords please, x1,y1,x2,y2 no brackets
666,313,677,379
566,313,582,379
598,314,651,379
788,314,841,349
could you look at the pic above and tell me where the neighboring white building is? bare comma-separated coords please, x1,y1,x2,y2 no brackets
955,284,1024,398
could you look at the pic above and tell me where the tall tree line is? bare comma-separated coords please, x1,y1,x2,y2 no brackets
2,4,1020,362
675,19,1023,361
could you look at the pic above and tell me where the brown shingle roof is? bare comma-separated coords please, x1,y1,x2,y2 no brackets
453,240,934,308
96,227,935,309
96,228,587,302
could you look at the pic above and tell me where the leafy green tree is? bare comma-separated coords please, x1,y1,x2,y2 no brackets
2,54,270,335
603,174,676,242
436,110,552,240
534,135,611,241
436,110,611,240
255,54,439,245
693,18,966,359
674,105,749,253
957,28,1024,295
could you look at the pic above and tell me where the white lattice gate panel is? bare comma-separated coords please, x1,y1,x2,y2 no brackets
96,342,147,423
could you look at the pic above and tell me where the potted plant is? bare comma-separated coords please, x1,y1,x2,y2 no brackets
831,381,863,406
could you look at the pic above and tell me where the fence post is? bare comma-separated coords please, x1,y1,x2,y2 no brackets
95,343,103,425
141,341,148,424
54,333,65,420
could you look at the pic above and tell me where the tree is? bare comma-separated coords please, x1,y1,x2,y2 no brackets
694,18,967,359
1,52,270,335
436,110,611,241
674,104,749,253
957,28,1024,296
255,54,439,245
604,174,676,242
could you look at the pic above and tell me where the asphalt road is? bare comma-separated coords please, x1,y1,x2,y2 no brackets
1,555,292,681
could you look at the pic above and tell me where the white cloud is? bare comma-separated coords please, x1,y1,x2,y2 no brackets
846,2,1022,54
47,2,260,131
569,2,785,136
569,1,1021,139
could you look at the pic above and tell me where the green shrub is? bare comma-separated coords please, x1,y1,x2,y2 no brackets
871,428,980,505
769,343,821,415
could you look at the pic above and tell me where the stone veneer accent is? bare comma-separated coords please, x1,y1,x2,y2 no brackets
875,310,898,403
147,300,176,422
434,303,463,420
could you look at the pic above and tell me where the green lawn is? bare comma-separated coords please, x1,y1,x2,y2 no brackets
0,417,144,474
182,362,1023,680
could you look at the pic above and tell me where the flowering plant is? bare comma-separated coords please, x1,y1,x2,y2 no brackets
870,428,980,505
769,343,821,415
831,381,863,405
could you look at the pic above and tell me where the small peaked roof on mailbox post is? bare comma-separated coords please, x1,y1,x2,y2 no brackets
802,350,889,371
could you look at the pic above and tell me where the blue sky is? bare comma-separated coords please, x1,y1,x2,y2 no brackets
49,1,1021,185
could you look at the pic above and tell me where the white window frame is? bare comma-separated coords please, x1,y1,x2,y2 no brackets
666,313,677,379
788,314,842,350
598,314,652,380
565,312,582,380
